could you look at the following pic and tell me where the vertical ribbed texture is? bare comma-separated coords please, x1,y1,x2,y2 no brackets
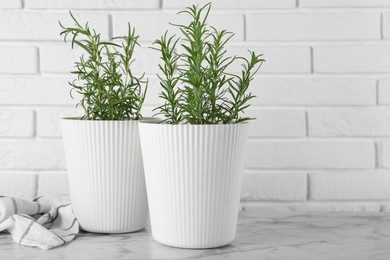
61,119,148,233
139,123,248,248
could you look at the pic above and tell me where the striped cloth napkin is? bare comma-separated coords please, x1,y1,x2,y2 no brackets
0,196,79,250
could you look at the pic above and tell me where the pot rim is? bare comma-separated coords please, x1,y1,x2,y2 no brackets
62,116,160,122
138,121,249,126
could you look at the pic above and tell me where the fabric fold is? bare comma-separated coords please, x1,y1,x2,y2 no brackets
0,196,79,250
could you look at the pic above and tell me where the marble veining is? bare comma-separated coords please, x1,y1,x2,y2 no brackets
1,211,389,260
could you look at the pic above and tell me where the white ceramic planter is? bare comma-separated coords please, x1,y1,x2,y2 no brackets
138,123,248,248
61,118,148,233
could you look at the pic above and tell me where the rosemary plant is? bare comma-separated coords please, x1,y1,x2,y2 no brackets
153,3,264,124
59,12,147,120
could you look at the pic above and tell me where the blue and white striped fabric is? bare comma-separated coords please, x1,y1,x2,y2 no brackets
0,196,79,250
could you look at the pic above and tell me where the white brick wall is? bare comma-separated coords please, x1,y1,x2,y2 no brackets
227,46,312,74
301,0,390,8
0,110,35,137
310,171,390,200
246,109,306,137
0,0,22,9
0,0,389,212
163,0,296,9
0,142,65,170
0,77,78,105
314,44,390,73
379,78,390,104
0,47,38,74
113,12,245,41
247,13,380,41
250,78,376,105
24,0,160,9
308,108,390,136
0,12,109,40
246,141,375,169
241,172,307,201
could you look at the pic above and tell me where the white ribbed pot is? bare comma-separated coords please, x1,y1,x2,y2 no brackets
61,118,148,233
138,123,248,248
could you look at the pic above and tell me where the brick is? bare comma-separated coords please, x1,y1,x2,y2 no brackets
25,0,159,9
40,43,160,75
141,107,155,118
247,109,306,137
37,108,81,138
226,45,311,74
246,141,375,169
0,12,109,40
38,173,69,200
380,141,390,168
40,43,82,74
308,108,390,137
380,203,390,212
0,142,66,170
0,77,78,105
0,173,37,199
384,13,390,39
241,172,307,201
0,0,22,9
247,13,380,41
132,44,162,75
241,202,381,212
113,12,244,42
249,78,376,106
310,171,390,200
379,78,390,104
314,45,390,73
0,110,35,137
302,0,390,7
0,46,37,74
163,0,296,9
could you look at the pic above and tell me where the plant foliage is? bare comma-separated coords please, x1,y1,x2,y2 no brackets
60,12,147,120
153,3,264,124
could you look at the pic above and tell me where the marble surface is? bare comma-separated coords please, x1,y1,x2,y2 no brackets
1,210,390,260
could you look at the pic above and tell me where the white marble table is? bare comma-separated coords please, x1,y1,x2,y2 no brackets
1,211,389,260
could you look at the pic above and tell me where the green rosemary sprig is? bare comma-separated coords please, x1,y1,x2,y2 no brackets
153,3,264,124
59,12,147,120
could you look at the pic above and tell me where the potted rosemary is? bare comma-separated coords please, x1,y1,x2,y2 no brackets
139,4,264,248
60,13,149,233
